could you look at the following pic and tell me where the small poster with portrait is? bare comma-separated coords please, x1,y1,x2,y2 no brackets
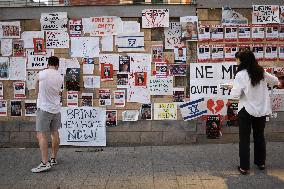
264,44,278,61
173,88,185,102
106,110,117,127
180,16,198,41
279,25,284,41
265,25,279,41
13,82,26,99
119,55,130,73
197,45,211,62
151,45,163,62
69,19,82,37
169,64,186,76
226,101,238,127
101,63,114,81
66,68,80,91
114,90,125,107
12,40,24,56
206,115,222,139
211,25,224,42
24,100,37,117
99,89,111,106
224,26,238,42
278,44,284,61
238,25,251,42
33,38,45,55
67,91,79,107
11,100,22,117
251,25,265,41
117,73,129,88
81,93,93,107
135,72,147,86
238,44,251,52
174,46,186,63
198,25,210,42
211,44,224,62
0,100,7,116
141,104,152,120
252,44,264,61
155,62,168,78
224,44,238,61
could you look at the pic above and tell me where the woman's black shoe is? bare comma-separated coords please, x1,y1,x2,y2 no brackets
237,166,249,175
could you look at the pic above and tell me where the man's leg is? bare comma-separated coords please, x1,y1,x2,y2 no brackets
37,132,49,163
51,130,60,159
50,112,61,164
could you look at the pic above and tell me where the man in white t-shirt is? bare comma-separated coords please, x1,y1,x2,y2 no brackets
31,56,64,173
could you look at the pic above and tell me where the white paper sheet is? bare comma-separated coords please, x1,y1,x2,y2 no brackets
1,39,12,56
10,57,26,81
70,37,100,58
101,35,113,52
21,31,44,48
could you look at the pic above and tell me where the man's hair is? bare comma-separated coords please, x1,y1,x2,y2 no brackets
48,56,59,67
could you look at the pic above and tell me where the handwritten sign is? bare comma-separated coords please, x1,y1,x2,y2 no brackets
26,49,54,69
60,107,106,146
154,103,177,120
164,22,183,49
46,31,69,48
252,5,280,24
27,70,39,90
10,57,26,81
117,32,144,52
0,21,21,39
41,12,68,31
149,76,173,95
142,9,169,28
83,17,122,36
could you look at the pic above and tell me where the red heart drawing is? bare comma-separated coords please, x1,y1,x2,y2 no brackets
207,99,225,114
144,10,166,27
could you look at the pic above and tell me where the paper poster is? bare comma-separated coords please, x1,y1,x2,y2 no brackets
122,21,140,33
152,45,163,62
58,57,80,75
211,25,224,42
127,87,150,104
0,21,21,38
81,93,93,107
190,63,238,99
106,110,117,127
99,89,111,106
221,6,248,25
252,44,264,61
134,72,147,86
251,25,265,41
70,37,100,58
225,45,238,61
117,73,129,88
10,100,22,117
141,104,152,120
211,44,224,62
224,26,238,42
179,98,208,121
12,40,24,56
281,6,284,23
272,94,284,111
1,39,12,56
67,91,79,107
26,70,39,90
226,100,238,127
238,25,251,41
46,31,69,48
142,9,169,28
13,82,26,99
99,54,119,70
238,44,251,51
169,64,186,76
60,107,106,146
0,82,3,99
149,76,173,95
279,44,284,61
128,53,152,73
33,38,45,55
82,58,94,75
26,49,54,70
117,32,144,52
101,63,113,81
21,31,44,48
101,36,113,52
10,57,26,81
174,46,186,63
173,88,185,102
114,90,125,107
164,22,183,50
188,42,197,63
264,44,278,61
206,115,222,139
0,100,7,116
83,76,100,88
252,5,280,24
66,68,80,91
279,25,284,41
155,62,168,78
198,25,211,42
154,103,177,120
119,56,130,72
265,25,279,41
180,16,198,41
69,19,82,37
198,45,211,62
122,110,139,121
0,57,9,80
24,100,37,116
41,12,68,31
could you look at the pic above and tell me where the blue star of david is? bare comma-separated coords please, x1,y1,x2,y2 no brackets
188,104,199,114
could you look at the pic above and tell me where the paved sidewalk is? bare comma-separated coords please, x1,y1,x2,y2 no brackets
0,142,283,189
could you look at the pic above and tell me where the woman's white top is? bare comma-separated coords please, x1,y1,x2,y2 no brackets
231,70,279,117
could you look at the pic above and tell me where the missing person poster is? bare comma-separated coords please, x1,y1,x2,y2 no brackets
114,90,125,107
173,88,185,102
117,73,129,88
106,110,117,127
198,45,211,62
174,46,186,63
279,24,284,41
141,104,152,120
101,63,113,81
211,25,224,42
224,26,238,42
180,16,198,41
152,45,163,62
66,68,80,91
264,44,278,61
238,25,251,42
13,82,26,99
169,64,186,76
81,93,93,107
155,62,168,78
67,91,79,107
24,100,37,116
0,100,7,116
12,40,24,56
99,89,111,106
251,25,265,41
265,25,279,41
33,38,45,55
252,44,264,61
134,72,147,86
11,100,22,117
198,25,211,42
0,21,21,39
225,44,238,61
0,57,9,80
119,56,130,73
211,44,224,62
69,19,82,37
279,44,284,61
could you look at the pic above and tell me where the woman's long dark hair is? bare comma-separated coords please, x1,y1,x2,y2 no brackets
236,50,264,87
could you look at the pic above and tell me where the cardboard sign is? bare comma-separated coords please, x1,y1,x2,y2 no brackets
154,103,177,120
10,57,26,81
83,17,122,36
21,31,44,48
0,39,12,56
26,49,54,70
222,6,248,25
252,5,280,24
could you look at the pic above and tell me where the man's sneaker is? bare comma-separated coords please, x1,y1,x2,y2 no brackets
49,158,58,166
31,161,51,173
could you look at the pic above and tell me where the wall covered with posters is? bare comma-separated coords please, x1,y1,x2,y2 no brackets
0,5,284,146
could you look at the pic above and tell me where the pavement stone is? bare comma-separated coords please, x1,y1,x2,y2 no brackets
0,142,283,189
